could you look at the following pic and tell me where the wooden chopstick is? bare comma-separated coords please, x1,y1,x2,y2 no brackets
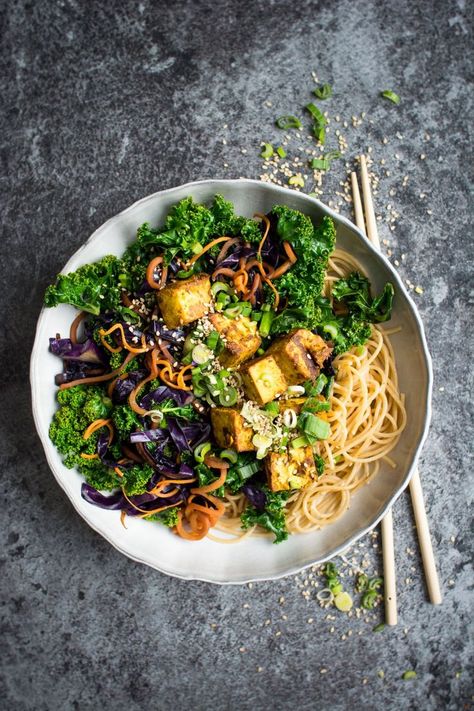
352,161,397,625
355,155,442,609
409,470,442,604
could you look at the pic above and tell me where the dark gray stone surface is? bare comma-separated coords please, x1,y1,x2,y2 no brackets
1,0,473,709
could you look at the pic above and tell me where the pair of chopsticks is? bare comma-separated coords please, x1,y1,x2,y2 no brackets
351,155,442,625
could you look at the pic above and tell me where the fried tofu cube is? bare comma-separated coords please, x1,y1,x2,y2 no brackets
265,446,316,492
240,355,287,405
300,331,333,368
209,313,261,367
266,329,332,385
210,407,255,452
156,274,211,329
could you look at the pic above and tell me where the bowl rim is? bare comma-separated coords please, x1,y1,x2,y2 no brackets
30,178,433,584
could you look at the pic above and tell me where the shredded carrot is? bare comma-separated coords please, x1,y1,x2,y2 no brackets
149,478,196,496
120,488,179,518
255,212,271,264
83,418,114,442
247,272,261,305
120,511,128,529
269,260,293,280
176,509,209,540
69,311,86,344
114,466,124,478
264,275,280,310
245,258,273,280
177,364,194,391
211,266,237,280
60,352,136,390
283,240,297,264
191,468,227,494
185,236,232,269
99,324,150,354
128,348,159,415
80,452,99,460
215,236,240,264
146,256,168,290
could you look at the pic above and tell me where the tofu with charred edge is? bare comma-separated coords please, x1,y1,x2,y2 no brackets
210,407,255,452
265,446,317,492
156,274,211,329
209,313,261,368
266,329,333,386
240,354,288,405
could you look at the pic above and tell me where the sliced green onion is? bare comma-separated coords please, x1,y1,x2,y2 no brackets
211,282,234,297
368,577,383,591
299,412,330,441
276,146,286,158
183,333,197,355
259,310,275,338
218,387,238,407
275,115,302,129
220,449,238,464
313,83,332,100
334,591,353,612
206,330,220,351
309,158,330,171
291,435,309,449
224,305,241,318
311,373,328,395
372,623,385,633
305,103,327,123
264,401,279,416
323,322,339,339
238,461,261,479
194,442,212,463
260,142,274,159
176,268,195,279
324,150,341,161
256,347,265,356
192,344,213,365
288,174,305,187
380,90,400,105
402,671,417,680
314,125,326,145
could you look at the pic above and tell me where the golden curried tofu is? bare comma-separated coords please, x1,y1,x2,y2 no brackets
240,355,287,405
300,331,333,368
156,274,212,329
266,329,332,385
209,313,261,368
265,446,316,492
210,407,255,452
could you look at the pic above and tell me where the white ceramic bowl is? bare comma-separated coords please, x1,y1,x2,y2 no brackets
30,179,432,583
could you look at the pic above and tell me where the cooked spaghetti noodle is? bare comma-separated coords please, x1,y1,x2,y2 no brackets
212,249,406,541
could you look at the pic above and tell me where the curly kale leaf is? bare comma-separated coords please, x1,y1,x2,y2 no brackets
50,385,113,467
209,194,262,243
78,458,152,494
120,463,154,495
241,487,291,544
332,271,394,323
269,208,336,335
44,255,123,315
126,195,262,267
111,404,142,441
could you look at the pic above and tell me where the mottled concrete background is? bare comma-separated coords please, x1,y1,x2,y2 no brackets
1,0,473,709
